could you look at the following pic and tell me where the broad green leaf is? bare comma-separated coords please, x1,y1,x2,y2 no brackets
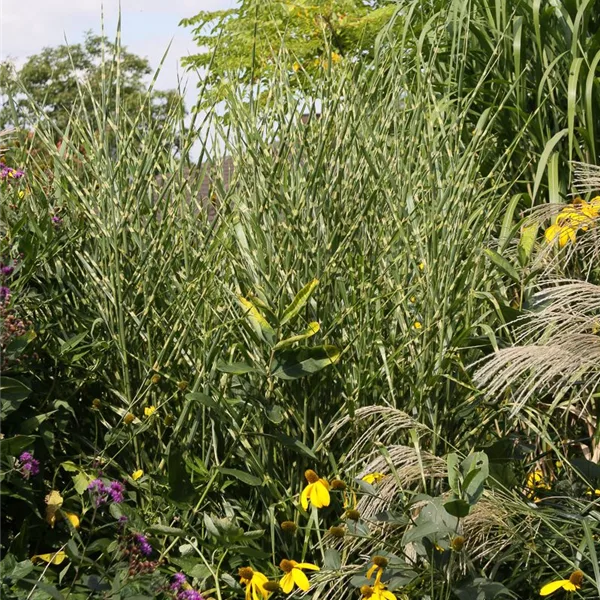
274,321,320,350
238,296,275,344
280,279,319,325
324,548,342,570
59,331,87,354
216,361,257,374
402,521,445,545
0,377,31,417
72,472,94,495
443,498,470,518
0,435,35,457
461,453,489,505
218,467,262,486
484,249,520,283
271,345,340,380
272,432,317,459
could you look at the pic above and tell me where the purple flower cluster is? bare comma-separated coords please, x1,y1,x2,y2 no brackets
134,533,152,557
170,573,204,600
17,451,40,478
51,215,63,228
1,264,14,277
0,162,25,180
0,286,10,304
87,478,126,506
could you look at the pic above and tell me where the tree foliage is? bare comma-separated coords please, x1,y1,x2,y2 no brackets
0,32,183,135
180,0,398,105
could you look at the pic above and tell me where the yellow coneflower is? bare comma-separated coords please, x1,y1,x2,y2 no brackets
300,469,330,510
239,566,270,600
366,556,388,586
361,583,397,600
540,570,584,596
279,559,319,593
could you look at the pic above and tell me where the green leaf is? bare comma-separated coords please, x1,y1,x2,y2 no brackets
0,435,35,457
272,432,317,459
0,377,31,417
72,472,94,495
443,498,470,518
447,453,460,494
238,296,275,344
517,223,539,267
168,448,197,504
280,279,319,325
402,521,446,545
323,548,342,570
271,345,340,380
484,249,520,283
147,525,188,537
274,321,320,350
218,467,262,486
59,331,88,354
461,452,489,505
216,361,258,374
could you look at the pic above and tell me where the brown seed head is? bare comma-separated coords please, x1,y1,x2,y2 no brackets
331,479,346,490
238,567,254,581
372,556,388,569
328,525,345,538
569,570,584,587
346,509,361,521
92,398,101,409
280,520,297,534
360,585,374,598
177,380,188,391
124,412,135,424
451,536,465,552
305,469,319,483
263,581,281,592
151,374,161,384
279,559,294,573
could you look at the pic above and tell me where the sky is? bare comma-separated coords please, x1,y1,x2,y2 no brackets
0,0,236,110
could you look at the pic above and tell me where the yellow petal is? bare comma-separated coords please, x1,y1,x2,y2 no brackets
382,591,397,600
144,406,156,417
362,473,385,485
301,484,311,510
280,572,295,594
45,490,63,508
540,580,569,596
545,224,561,243
132,469,143,481
367,564,378,579
313,481,330,507
31,551,67,565
295,563,320,571
291,567,310,591
64,512,80,529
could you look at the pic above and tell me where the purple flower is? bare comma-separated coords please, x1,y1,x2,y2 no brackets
171,572,187,591
118,515,129,524
109,480,125,503
0,162,24,180
1,264,14,276
134,533,152,556
17,452,40,479
0,286,10,303
51,215,63,228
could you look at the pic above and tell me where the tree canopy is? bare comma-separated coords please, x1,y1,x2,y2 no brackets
180,0,398,106
0,32,183,135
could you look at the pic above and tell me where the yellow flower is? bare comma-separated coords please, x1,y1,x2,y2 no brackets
144,406,156,417
585,488,600,497
331,52,342,64
31,551,67,565
132,469,144,481
300,469,330,510
418,262,425,271
279,559,319,593
239,567,270,600
545,200,598,247
292,61,301,72
526,469,551,492
413,322,422,329
367,556,389,586
63,511,80,528
361,583,397,600
45,490,63,528
362,472,386,485
540,570,584,596
18,190,25,199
